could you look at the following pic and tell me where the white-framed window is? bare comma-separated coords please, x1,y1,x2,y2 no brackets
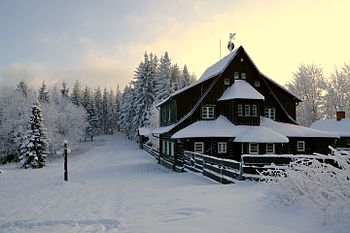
194,142,204,153
218,142,227,154
224,78,230,85
252,105,257,116
254,81,260,87
234,72,240,80
245,105,250,116
238,104,243,116
170,142,175,156
168,109,171,122
241,72,246,80
202,106,215,119
249,143,259,154
297,141,305,152
266,144,275,154
265,108,276,120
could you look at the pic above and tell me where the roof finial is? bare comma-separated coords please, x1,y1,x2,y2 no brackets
227,33,236,52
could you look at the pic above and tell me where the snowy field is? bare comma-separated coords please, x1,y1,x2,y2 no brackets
0,134,348,233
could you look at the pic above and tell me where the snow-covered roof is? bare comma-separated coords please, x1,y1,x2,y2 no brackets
138,127,152,136
311,118,350,137
171,116,238,139
155,48,240,108
233,126,288,143
261,117,339,138
218,80,264,101
171,116,288,143
152,124,176,135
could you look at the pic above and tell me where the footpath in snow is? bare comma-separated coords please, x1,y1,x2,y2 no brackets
0,133,348,233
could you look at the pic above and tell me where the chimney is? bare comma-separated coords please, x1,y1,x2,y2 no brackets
336,109,345,121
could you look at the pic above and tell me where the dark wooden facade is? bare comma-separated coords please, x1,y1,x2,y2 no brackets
156,46,335,161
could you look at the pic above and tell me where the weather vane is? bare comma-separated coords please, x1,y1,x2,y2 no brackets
227,33,236,52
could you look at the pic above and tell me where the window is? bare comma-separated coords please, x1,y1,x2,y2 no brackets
347,139,350,146
245,105,250,116
218,142,227,153
254,81,260,87
266,144,275,154
162,140,166,154
168,109,171,122
238,104,243,116
252,105,257,116
202,106,215,119
241,72,246,80
166,140,170,155
234,72,240,80
297,141,305,152
194,142,204,153
224,78,230,85
265,108,276,120
249,143,259,154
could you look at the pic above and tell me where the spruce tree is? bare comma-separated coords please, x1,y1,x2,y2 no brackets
179,65,191,89
16,80,29,98
19,101,49,169
61,81,69,99
154,52,171,103
38,81,50,103
71,80,83,106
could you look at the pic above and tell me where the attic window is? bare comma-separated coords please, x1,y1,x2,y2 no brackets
202,106,215,119
241,73,246,80
255,81,260,87
234,72,240,80
265,108,276,120
224,78,230,85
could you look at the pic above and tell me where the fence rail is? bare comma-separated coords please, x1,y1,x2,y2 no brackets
143,145,346,184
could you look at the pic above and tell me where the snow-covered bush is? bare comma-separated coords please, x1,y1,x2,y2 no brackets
262,150,350,224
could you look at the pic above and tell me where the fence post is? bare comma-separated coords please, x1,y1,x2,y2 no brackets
239,155,244,180
64,141,68,181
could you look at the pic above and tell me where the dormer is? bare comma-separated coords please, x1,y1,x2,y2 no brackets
217,80,264,125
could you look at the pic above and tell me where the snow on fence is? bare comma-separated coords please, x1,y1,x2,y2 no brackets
143,145,348,184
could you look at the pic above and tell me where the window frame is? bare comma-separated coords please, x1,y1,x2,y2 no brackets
245,105,250,116
202,106,215,120
170,141,175,156
266,144,275,154
194,142,204,153
218,142,227,154
265,108,276,120
252,105,257,116
297,141,305,152
249,143,259,154
238,104,243,116
234,72,240,80
241,72,247,80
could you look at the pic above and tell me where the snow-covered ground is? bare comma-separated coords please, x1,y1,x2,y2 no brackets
0,134,348,233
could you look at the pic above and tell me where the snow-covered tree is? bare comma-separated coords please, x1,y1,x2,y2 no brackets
178,64,191,89
170,63,181,93
120,84,135,139
0,86,36,163
154,52,171,104
115,85,122,131
19,101,49,168
51,83,60,104
94,87,103,134
71,80,83,106
38,80,50,103
60,81,69,99
16,80,29,98
324,64,350,118
287,64,327,126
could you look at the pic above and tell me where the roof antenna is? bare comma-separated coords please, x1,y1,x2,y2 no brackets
227,33,236,52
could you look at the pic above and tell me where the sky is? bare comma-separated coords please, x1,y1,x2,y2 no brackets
0,0,349,90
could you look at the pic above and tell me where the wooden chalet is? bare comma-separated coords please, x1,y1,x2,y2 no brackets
152,46,338,165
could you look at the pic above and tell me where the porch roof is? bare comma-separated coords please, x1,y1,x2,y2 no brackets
171,115,288,143
151,123,176,136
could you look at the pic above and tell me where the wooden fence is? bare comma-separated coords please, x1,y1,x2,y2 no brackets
143,145,345,184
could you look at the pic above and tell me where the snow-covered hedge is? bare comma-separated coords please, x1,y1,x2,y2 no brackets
262,148,350,224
